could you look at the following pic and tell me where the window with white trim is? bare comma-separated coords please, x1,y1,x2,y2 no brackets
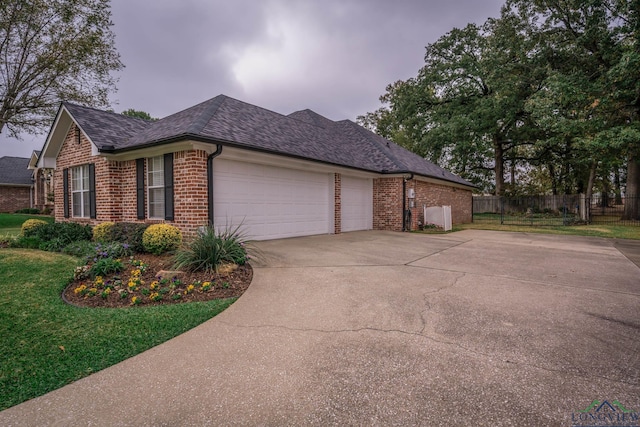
147,156,165,219
71,165,90,218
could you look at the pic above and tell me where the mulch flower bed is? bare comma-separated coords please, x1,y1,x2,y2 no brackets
63,253,252,308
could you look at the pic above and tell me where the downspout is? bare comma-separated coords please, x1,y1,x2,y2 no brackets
402,173,414,231
207,145,223,226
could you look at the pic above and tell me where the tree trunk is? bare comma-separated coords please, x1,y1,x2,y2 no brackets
585,160,597,200
623,154,640,220
614,168,622,204
494,138,505,196
549,164,558,195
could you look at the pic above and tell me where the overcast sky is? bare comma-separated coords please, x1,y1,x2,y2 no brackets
0,0,504,158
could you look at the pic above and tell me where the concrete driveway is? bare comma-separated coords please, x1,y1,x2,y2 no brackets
1,230,639,426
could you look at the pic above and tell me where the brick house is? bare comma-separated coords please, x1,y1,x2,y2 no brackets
36,95,474,240
0,156,33,212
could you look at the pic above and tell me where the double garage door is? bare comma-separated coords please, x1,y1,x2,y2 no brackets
213,159,372,240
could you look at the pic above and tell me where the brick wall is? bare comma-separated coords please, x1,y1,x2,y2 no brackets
373,177,403,231
173,149,209,237
411,180,472,228
373,177,472,231
55,125,211,238
0,186,31,212
55,124,111,225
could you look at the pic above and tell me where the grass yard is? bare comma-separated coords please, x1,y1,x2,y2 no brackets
0,213,54,237
456,221,640,240
0,249,236,411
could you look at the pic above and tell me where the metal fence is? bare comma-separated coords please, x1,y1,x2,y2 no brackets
588,194,640,226
473,194,639,226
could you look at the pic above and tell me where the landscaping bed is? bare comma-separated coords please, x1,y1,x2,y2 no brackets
63,253,253,308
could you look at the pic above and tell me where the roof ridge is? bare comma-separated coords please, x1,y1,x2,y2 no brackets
341,120,408,172
185,95,228,134
63,102,153,124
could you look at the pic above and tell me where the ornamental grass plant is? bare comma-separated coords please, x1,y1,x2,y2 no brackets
174,225,252,273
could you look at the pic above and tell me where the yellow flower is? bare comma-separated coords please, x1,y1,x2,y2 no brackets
150,281,158,290
131,296,139,305
74,284,87,294
104,288,112,295
95,276,104,286
186,284,195,294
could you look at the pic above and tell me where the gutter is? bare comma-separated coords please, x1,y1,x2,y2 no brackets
207,145,223,226
402,173,414,232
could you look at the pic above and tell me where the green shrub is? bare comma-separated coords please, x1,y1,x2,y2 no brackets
15,208,40,214
31,222,93,247
93,222,115,243
110,223,149,253
95,242,133,259
142,224,182,255
89,257,124,278
62,241,97,258
9,235,43,249
21,219,48,236
173,225,249,273
38,237,68,252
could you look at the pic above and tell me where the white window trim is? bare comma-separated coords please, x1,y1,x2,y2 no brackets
147,156,164,219
71,164,90,218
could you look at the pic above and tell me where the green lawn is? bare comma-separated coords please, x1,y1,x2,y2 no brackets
0,213,54,237
456,221,640,240
0,249,236,411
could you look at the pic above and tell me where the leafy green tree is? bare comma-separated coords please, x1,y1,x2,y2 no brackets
121,109,157,121
0,0,123,138
507,0,640,217
359,14,546,195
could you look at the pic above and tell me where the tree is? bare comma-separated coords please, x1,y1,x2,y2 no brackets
0,0,123,138
121,108,157,121
507,0,640,217
358,14,546,195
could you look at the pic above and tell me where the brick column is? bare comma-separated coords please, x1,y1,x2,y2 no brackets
334,173,341,234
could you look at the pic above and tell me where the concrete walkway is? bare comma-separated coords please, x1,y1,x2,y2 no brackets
1,230,639,426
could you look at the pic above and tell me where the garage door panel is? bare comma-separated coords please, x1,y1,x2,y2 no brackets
214,159,331,240
341,176,373,232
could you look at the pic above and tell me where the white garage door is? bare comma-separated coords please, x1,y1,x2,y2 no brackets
213,159,332,240
341,176,373,232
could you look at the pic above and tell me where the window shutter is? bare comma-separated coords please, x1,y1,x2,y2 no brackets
89,163,96,219
164,153,174,221
63,168,70,218
136,159,145,219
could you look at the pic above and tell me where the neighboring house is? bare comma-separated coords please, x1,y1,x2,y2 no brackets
36,95,474,240
28,150,55,213
0,156,33,212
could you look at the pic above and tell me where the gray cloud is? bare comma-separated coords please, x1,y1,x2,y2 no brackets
0,0,504,157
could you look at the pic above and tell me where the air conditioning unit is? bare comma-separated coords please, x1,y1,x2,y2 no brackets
423,205,452,231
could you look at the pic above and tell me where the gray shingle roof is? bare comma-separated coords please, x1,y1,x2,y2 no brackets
0,156,32,185
63,95,473,187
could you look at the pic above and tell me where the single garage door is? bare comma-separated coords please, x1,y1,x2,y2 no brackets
213,159,332,240
341,176,373,232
